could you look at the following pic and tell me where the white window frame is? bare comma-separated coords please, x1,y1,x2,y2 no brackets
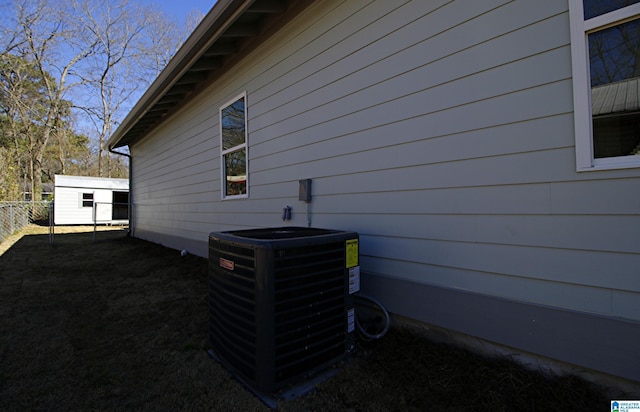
569,0,640,171
219,92,249,199
80,192,94,208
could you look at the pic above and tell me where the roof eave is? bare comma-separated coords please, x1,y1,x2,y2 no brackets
108,0,311,150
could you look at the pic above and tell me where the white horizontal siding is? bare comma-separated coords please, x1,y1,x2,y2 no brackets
54,188,115,225
54,187,93,225
130,0,640,322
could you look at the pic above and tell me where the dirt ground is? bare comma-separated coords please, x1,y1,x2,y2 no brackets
0,225,621,411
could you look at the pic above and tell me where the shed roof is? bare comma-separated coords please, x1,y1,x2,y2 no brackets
54,175,129,190
591,76,640,116
107,0,314,150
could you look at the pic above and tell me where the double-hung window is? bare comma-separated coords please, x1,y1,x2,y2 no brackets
569,0,640,170
220,93,248,198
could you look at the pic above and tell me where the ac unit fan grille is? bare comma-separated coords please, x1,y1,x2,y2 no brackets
209,242,257,383
208,228,357,394
272,241,346,384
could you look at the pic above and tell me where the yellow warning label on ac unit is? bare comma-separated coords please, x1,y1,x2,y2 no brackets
345,239,358,268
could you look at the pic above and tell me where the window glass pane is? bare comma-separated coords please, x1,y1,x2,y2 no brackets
82,193,94,207
221,97,245,151
589,18,640,158
592,112,640,157
584,0,640,19
588,19,640,87
224,148,247,196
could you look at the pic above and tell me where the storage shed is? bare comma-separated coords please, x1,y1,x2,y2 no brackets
107,0,640,385
54,175,129,225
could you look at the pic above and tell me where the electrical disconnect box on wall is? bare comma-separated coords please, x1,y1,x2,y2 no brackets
298,179,312,202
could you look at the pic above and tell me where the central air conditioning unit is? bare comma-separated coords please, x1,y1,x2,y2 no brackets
208,226,360,401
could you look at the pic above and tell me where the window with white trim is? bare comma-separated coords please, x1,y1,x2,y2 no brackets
81,192,94,208
220,93,248,198
569,0,640,170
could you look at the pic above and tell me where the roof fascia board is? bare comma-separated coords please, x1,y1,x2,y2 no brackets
107,0,254,150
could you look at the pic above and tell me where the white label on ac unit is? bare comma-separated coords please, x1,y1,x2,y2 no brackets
348,266,360,294
347,308,355,333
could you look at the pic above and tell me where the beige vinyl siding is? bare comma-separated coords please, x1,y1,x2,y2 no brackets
132,91,220,241
130,0,640,323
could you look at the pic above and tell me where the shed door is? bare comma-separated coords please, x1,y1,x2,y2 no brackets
112,191,129,220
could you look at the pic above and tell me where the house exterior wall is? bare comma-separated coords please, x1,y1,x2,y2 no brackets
54,175,129,225
130,0,640,381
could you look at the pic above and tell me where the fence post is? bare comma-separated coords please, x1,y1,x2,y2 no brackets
93,202,97,242
0,205,5,242
10,204,15,235
49,201,55,245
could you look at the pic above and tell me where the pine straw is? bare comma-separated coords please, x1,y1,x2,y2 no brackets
0,225,611,411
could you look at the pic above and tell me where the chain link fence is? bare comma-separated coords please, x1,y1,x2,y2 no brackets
0,201,51,244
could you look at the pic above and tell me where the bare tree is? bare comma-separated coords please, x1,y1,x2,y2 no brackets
185,9,206,35
74,0,142,176
3,0,98,201
0,0,186,196
74,0,185,177
137,5,186,77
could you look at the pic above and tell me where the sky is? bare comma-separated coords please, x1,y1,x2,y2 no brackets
138,0,218,25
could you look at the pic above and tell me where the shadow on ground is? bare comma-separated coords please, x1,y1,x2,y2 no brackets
0,227,615,411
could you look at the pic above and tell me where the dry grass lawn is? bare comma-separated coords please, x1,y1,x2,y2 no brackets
0,224,617,410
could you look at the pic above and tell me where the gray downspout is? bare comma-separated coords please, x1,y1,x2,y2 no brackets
108,146,133,237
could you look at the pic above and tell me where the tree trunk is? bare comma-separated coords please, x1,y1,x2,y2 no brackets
32,158,42,203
